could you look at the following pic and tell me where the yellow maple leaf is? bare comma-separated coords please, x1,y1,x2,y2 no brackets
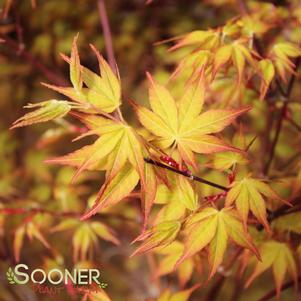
245,240,298,298
176,207,260,279
225,177,284,232
132,73,250,170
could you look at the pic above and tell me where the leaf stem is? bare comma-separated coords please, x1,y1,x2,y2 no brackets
257,276,301,301
144,158,228,191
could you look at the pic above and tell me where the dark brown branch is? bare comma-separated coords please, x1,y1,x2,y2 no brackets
287,116,301,132
0,35,68,86
264,57,300,174
97,0,116,73
257,276,301,301
144,158,228,191
205,248,242,301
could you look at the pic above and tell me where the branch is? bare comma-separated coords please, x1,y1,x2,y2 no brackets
0,207,80,217
236,0,249,15
205,248,242,301
0,206,137,223
287,116,301,132
264,57,300,174
0,35,68,86
144,158,228,191
257,276,301,301
97,0,116,73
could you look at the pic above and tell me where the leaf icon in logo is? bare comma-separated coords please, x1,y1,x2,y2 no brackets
6,267,17,284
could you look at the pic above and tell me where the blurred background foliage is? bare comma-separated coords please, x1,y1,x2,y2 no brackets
0,0,300,300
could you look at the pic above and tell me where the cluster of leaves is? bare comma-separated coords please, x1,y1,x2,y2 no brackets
2,0,301,300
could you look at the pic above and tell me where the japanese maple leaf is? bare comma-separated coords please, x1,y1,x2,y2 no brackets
245,240,298,299
175,207,260,279
225,176,287,233
47,115,149,221
132,73,251,170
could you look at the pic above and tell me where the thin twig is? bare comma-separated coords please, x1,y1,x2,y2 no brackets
0,206,137,223
287,116,301,132
97,0,116,73
264,57,300,174
0,35,68,86
205,248,242,301
144,158,228,191
257,276,301,301
236,0,249,15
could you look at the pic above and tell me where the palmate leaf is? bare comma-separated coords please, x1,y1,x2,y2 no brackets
47,116,145,185
258,59,275,100
175,207,260,279
269,42,301,82
14,222,51,262
225,177,285,232
131,220,181,257
154,241,194,287
11,100,71,129
47,112,150,222
51,219,119,262
272,212,301,234
133,73,250,170
46,38,121,113
245,240,298,299
81,163,139,220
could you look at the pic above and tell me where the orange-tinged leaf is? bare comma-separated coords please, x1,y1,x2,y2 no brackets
221,209,260,259
81,163,139,220
154,199,186,225
26,222,51,249
125,127,146,189
147,73,178,133
232,43,253,84
225,177,280,232
131,220,181,257
132,102,173,140
90,221,120,245
176,210,218,267
142,163,157,229
47,128,124,181
11,100,71,129
213,45,233,75
70,35,82,92
90,44,121,110
178,258,194,287
177,207,259,277
183,106,252,136
208,213,227,279
177,176,198,211
134,79,250,168
177,72,206,133
258,59,275,100
14,225,25,262
272,212,301,234
245,241,297,299
181,134,241,154
169,30,217,51
73,224,95,261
